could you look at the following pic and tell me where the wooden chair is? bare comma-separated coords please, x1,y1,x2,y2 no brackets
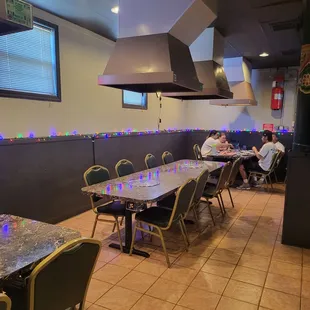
28,238,101,310
84,165,125,251
130,179,197,267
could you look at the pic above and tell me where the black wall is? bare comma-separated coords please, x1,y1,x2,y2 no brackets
0,131,293,224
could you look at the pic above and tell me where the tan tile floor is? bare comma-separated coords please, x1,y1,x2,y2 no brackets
59,185,310,310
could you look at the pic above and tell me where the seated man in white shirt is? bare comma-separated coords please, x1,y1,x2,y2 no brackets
272,133,285,153
238,130,277,190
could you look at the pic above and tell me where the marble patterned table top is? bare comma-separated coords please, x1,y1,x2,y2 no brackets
205,150,255,160
0,214,80,279
82,160,224,203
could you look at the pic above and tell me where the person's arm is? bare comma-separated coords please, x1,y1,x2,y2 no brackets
252,146,264,160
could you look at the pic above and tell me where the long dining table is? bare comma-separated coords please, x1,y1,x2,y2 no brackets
0,214,80,282
82,159,224,257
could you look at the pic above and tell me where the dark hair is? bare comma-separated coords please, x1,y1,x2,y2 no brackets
262,130,272,142
208,130,218,137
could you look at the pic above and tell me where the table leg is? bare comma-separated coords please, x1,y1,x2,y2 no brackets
109,206,150,258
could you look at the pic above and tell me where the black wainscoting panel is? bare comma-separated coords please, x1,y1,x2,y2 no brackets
282,152,310,248
0,138,93,224
94,133,187,178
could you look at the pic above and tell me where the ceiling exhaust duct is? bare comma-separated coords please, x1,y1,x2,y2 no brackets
98,0,217,93
162,28,233,100
209,57,258,106
0,0,33,36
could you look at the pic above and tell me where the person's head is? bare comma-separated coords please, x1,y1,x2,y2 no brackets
272,133,278,143
219,133,227,143
262,130,272,143
208,130,219,139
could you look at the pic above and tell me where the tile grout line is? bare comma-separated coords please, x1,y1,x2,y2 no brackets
256,193,284,309
214,190,270,309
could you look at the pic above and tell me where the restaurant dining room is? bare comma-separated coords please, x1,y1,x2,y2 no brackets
1,0,310,309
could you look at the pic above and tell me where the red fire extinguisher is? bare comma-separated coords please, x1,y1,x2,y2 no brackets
271,76,284,110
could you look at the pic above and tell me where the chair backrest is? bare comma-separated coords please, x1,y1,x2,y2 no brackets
193,169,210,205
274,150,284,169
83,165,110,204
115,159,135,177
84,165,110,186
162,151,174,165
0,294,11,310
28,238,101,310
145,154,157,169
215,162,232,192
268,151,281,172
228,158,242,186
167,179,197,227
193,144,202,161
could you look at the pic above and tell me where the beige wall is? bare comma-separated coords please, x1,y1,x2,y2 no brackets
0,8,187,138
184,67,298,131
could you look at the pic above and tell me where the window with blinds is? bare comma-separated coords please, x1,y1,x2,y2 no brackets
0,18,61,101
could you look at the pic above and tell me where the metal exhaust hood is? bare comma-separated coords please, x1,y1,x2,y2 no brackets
98,0,217,93
209,57,258,106
162,28,232,100
0,0,33,36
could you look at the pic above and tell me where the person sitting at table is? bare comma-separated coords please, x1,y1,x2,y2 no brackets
238,130,277,190
201,131,232,157
216,133,232,151
272,133,285,153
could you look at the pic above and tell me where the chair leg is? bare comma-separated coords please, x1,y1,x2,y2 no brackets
274,171,278,183
269,175,274,191
91,214,99,238
206,200,216,225
157,227,170,267
114,216,123,253
129,223,138,256
120,216,124,226
179,220,189,249
112,223,116,233
192,206,201,232
217,196,224,216
180,218,190,248
227,187,235,208
219,193,226,214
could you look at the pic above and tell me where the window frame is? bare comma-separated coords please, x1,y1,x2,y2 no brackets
122,90,148,110
0,17,62,102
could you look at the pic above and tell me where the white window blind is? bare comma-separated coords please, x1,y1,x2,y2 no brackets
0,21,59,99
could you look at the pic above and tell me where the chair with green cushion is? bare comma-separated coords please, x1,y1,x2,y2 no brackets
193,144,203,161
202,162,232,216
27,238,101,310
115,159,135,177
130,179,197,267
162,151,174,165
84,165,125,251
145,154,157,169
0,294,11,310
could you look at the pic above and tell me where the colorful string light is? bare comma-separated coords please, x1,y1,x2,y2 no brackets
0,128,294,143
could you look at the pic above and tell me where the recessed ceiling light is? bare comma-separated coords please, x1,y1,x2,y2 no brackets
111,6,119,14
259,52,269,57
